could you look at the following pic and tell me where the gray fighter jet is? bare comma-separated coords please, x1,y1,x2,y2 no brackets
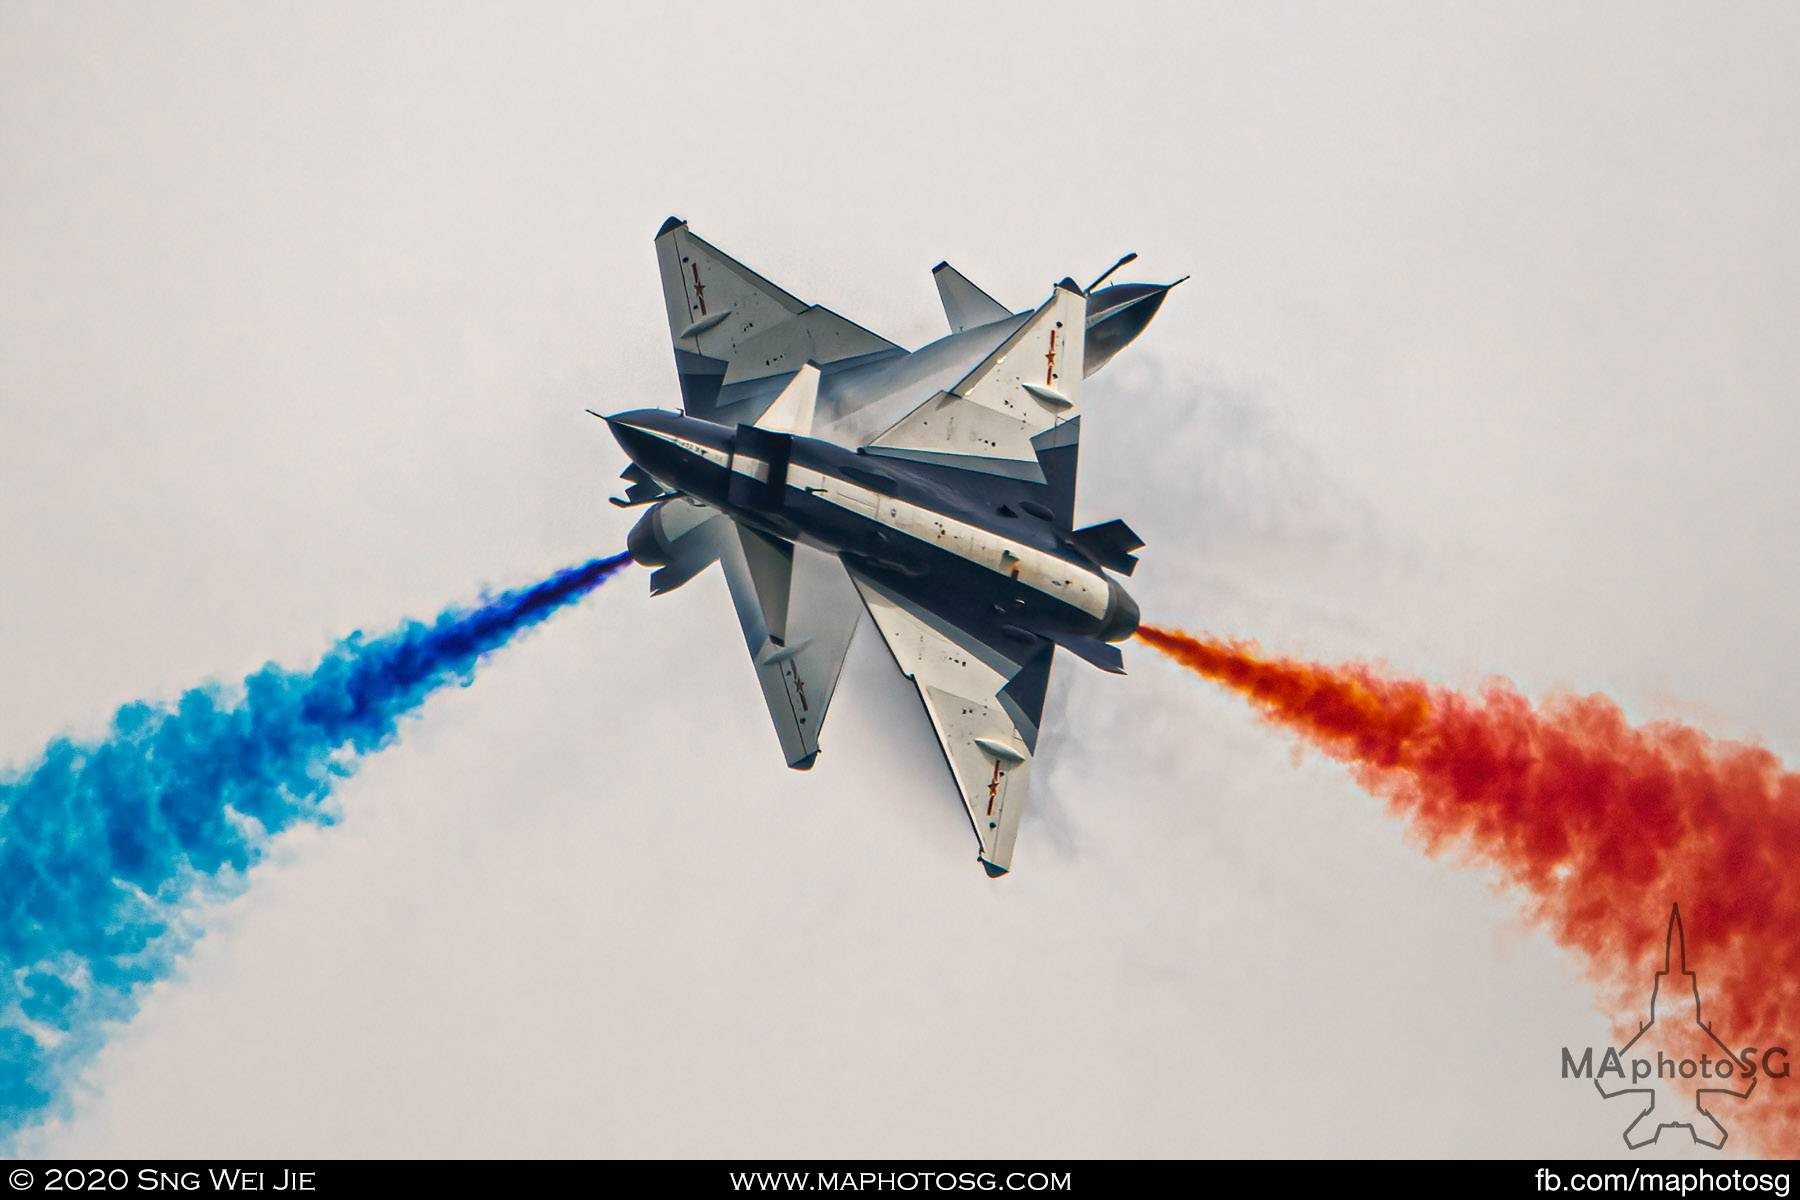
602,217,1178,876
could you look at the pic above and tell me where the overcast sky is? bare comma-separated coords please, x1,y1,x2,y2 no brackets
3,0,1796,1157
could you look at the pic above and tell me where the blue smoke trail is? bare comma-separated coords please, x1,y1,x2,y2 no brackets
0,552,632,1140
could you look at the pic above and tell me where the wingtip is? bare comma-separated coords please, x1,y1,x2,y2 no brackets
981,858,1010,878
656,215,687,237
931,260,952,274
1055,276,1082,294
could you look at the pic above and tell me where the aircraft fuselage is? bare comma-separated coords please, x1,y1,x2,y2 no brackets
607,409,1140,655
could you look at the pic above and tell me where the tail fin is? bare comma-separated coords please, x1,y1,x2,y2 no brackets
932,262,1012,333
1067,518,1143,576
865,280,1086,482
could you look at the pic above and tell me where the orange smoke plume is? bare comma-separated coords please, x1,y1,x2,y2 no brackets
1137,624,1800,1154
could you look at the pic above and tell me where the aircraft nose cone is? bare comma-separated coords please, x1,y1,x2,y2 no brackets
1083,280,1182,376
603,410,668,466
602,410,645,439
602,408,731,505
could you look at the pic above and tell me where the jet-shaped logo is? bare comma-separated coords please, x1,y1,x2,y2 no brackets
1596,905,1757,1149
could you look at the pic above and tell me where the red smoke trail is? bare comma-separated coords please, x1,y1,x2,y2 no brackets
1137,624,1800,1155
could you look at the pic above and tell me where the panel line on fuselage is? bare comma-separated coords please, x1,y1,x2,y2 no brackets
624,422,1110,622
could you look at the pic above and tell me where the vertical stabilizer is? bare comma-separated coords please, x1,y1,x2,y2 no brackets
932,262,1013,333
753,363,821,437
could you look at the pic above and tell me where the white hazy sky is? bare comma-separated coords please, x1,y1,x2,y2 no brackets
3,0,1796,1158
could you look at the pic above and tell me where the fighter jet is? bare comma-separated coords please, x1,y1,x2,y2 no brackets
601,217,1178,876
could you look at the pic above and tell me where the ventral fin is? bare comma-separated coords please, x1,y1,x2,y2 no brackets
753,362,821,437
